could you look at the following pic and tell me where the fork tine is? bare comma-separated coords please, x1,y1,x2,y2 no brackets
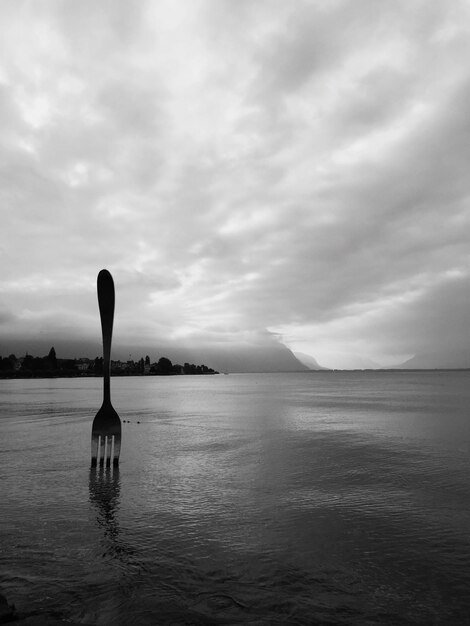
91,435,99,467
99,435,106,467
105,436,112,468
113,436,121,467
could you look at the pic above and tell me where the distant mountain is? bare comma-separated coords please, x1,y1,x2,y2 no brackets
393,350,470,369
314,354,382,370
1,337,309,374
160,342,309,373
344,356,382,370
293,352,329,370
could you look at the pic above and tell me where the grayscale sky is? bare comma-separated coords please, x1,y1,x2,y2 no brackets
1,0,469,369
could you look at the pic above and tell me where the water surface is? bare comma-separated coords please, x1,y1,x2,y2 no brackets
1,372,470,624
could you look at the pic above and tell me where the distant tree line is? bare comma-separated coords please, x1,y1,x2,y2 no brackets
0,348,70,377
0,348,219,378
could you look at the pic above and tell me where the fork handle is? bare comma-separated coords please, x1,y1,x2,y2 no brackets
97,269,115,405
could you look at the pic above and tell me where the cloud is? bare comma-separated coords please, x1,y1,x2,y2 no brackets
0,0,469,368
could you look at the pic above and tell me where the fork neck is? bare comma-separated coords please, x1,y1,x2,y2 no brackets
103,360,111,405
101,322,112,405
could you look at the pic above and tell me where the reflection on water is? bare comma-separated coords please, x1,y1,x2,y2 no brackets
88,467,136,564
89,467,121,543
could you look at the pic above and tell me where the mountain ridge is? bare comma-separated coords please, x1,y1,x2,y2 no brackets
391,349,470,370
293,352,329,370
0,338,309,374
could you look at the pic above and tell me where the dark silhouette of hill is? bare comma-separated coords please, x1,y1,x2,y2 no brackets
0,338,308,374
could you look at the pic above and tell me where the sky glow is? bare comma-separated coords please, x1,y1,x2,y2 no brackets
1,0,470,368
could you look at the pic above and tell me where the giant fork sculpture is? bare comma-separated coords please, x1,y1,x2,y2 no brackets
91,269,122,467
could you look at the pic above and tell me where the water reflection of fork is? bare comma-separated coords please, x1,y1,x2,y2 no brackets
89,468,137,564
89,467,121,544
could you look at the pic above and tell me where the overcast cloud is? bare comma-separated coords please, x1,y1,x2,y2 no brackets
1,0,470,368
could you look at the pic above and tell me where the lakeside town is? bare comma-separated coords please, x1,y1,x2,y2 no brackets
0,347,219,378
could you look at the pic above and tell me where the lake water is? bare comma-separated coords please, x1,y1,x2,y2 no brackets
1,371,470,624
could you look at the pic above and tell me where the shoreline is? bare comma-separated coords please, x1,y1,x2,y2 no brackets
0,371,220,380
1,368,469,381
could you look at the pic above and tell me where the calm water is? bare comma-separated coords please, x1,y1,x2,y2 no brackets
1,371,470,624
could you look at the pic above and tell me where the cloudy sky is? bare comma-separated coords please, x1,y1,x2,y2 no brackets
1,0,470,369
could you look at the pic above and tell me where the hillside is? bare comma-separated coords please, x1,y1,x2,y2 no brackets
293,352,329,370
394,350,470,369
